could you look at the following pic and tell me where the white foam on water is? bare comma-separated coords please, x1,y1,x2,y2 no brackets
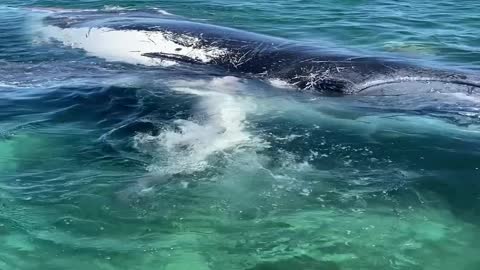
27,7,98,13
152,8,174,16
102,5,131,11
101,5,174,15
134,76,267,175
38,24,227,66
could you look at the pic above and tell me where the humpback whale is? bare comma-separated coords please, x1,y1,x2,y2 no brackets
40,10,480,95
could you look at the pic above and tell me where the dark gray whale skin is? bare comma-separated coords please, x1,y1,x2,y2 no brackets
44,10,480,95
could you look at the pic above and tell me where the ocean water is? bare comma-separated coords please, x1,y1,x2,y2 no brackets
1,1,480,270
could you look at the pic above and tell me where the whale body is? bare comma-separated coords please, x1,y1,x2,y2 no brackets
40,10,480,95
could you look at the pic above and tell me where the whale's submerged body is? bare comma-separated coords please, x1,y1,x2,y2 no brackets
40,9,480,95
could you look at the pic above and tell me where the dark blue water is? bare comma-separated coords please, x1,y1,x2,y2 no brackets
1,1,480,270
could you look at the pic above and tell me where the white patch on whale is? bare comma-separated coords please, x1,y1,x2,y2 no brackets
268,78,295,89
39,25,228,66
447,92,480,104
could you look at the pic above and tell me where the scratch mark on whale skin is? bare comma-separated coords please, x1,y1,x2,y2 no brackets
39,10,480,95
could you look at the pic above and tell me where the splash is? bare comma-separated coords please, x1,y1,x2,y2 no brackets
134,76,267,175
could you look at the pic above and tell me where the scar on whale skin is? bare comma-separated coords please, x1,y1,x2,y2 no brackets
40,9,480,95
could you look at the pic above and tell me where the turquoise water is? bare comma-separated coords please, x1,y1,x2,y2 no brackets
1,1,480,269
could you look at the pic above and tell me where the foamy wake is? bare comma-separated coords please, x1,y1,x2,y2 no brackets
134,76,267,175
37,24,227,66
28,6,174,15
101,5,173,15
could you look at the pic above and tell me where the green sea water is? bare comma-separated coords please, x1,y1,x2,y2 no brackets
1,1,480,270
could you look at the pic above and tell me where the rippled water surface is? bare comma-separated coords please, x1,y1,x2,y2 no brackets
1,1,480,270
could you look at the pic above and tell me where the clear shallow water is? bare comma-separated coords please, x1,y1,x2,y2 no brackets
1,1,480,270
